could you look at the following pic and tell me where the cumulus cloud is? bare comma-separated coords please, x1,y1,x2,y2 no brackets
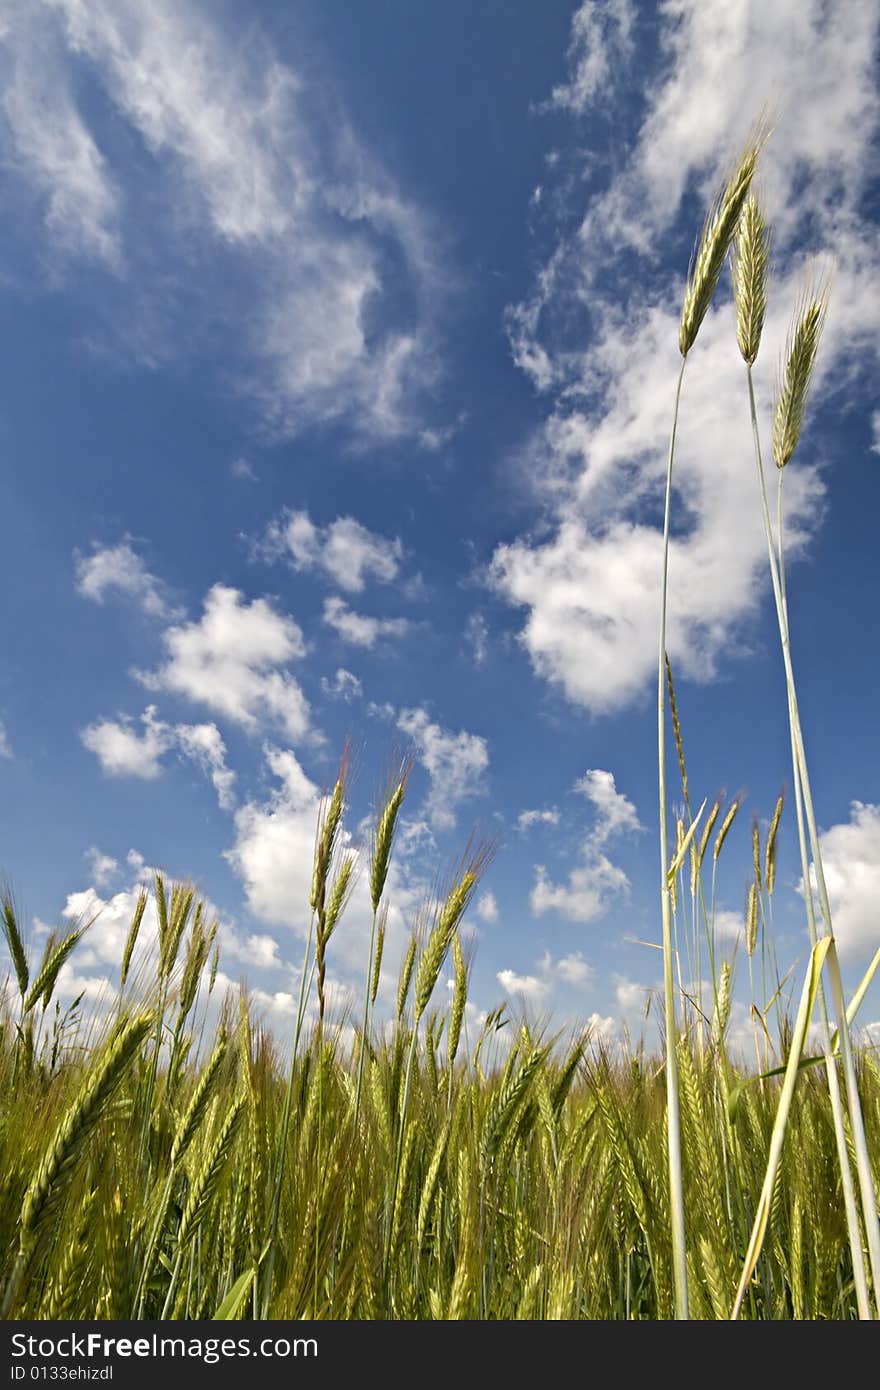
397,706,489,830
492,0,879,715
576,768,641,845
81,705,171,780
798,801,880,956
531,852,629,923
75,540,179,618
496,967,548,1002
81,705,235,808
3,0,446,440
139,585,309,741
50,866,280,1009
59,882,161,978
259,510,403,593
225,745,321,931
322,596,411,649
497,950,594,1004
555,951,593,986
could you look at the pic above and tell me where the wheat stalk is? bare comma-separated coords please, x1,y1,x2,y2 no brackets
679,133,765,357
2,1013,152,1317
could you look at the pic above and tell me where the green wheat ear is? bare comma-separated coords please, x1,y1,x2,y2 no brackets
679,130,766,357
1,887,29,998
731,194,770,365
772,289,828,469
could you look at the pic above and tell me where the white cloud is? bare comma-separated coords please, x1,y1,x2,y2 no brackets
231,457,257,481
85,847,119,891
584,1012,618,1046
0,721,11,759
81,705,171,779
714,909,744,943
323,596,411,649
527,768,637,922
496,968,548,1002
517,807,560,832
224,745,423,1009
7,0,444,440
531,852,629,923
141,585,309,741
555,951,593,986
546,0,634,115
320,668,363,702
75,540,179,618
260,510,403,593
220,929,282,972
175,722,236,810
397,706,489,830
464,612,489,665
60,882,160,975
497,949,596,1002
225,745,321,930
798,801,880,956
575,768,641,844
476,891,498,924
82,704,235,809
492,1,879,716
616,977,651,1015
0,3,121,268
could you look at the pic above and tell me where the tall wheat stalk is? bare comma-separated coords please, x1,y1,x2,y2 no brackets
659,133,763,1317
736,245,880,1313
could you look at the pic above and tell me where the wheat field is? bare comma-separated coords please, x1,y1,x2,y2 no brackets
1,130,879,1323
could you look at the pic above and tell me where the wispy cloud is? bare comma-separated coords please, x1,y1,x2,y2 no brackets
0,2,121,269
397,706,489,831
3,0,449,440
544,0,634,115
320,668,363,702
517,807,560,832
530,768,638,922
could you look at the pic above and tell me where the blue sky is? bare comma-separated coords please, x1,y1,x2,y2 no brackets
1,0,878,1049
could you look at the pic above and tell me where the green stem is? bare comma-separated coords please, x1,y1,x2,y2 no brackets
747,364,876,1316
354,905,379,1126
658,354,690,1319
261,912,316,1317
385,1022,419,1285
